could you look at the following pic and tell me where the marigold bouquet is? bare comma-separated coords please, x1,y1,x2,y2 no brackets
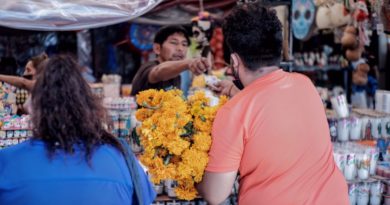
135,89,227,200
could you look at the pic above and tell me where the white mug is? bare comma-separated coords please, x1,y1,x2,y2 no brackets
333,151,346,173
350,117,362,140
382,117,390,139
331,95,349,118
371,118,382,139
338,118,350,142
361,117,369,140
345,152,356,180
357,183,370,205
349,183,358,205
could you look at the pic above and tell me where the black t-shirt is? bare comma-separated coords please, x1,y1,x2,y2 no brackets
131,60,181,96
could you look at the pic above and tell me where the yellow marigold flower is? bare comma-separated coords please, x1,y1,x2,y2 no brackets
218,95,229,107
182,148,209,182
193,132,212,152
164,137,190,156
175,179,198,200
176,113,192,128
188,91,209,105
135,108,154,122
194,116,212,132
191,75,206,88
135,89,228,200
136,89,158,107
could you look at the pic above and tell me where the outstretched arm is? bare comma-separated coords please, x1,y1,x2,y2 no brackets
148,57,209,83
0,75,35,91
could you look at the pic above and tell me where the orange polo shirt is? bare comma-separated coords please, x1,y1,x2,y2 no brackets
206,69,349,205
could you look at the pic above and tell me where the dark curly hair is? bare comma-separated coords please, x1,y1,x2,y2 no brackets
223,4,283,70
31,55,124,161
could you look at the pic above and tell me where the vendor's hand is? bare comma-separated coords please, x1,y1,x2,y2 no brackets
209,80,239,97
189,57,209,75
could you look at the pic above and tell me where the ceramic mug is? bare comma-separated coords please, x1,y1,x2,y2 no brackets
334,151,346,173
349,183,358,205
357,182,370,205
338,118,350,142
331,95,349,118
371,118,382,139
345,152,356,180
361,117,369,140
350,117,362,140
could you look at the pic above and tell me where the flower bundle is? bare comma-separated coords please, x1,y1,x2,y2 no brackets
135,89,227,200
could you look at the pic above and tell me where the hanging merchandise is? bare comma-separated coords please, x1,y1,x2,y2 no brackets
316,4,334,29
341,25,365,61
316,1,352,29
191,11,215,70
330,2,352,27
381,0,390,33
292,0,316,40
341,0,373,61
352,59,370,86
129,23,160,52
209,28,225,69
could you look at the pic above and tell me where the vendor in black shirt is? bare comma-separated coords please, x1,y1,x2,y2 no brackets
131,25,209,96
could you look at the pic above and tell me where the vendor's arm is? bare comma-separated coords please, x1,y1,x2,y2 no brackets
0,75,35,91
148,57,209,83
209,80,240,98
196,171,237,205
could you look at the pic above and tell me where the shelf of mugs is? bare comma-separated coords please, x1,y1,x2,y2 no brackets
103,97,137,111
333,142,379,181
89,83,104,99
0,115,31,131
0,137,30,149
328,115,390,142
108,110,133,138
348,180,383,205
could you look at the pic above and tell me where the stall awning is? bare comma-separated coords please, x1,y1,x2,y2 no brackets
0,0,163,31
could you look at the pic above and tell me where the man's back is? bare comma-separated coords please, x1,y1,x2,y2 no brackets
207,70,349,204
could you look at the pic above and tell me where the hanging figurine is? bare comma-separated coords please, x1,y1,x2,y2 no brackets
191,11,215,72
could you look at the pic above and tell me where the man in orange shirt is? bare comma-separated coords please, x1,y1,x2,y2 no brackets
196,4,349,205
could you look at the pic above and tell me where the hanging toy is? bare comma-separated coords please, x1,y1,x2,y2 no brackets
353,0,370,22
341,26,359,49
330,2,352,27
381,0,390,34
191,11,215,70
352,59,370,86
292,0,316,40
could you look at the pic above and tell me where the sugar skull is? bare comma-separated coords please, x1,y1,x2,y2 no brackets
191,12,214,46
292,0,316,40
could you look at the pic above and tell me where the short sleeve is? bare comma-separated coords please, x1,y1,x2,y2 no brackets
130,61,158,96
206,107,244,172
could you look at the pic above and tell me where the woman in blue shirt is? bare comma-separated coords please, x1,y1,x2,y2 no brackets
0,55,156,205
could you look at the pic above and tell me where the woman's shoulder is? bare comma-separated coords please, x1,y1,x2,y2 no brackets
0,139,40,157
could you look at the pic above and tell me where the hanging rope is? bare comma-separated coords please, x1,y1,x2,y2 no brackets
200,0,204,12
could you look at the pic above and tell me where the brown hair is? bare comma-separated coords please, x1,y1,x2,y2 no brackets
30,52,48,72
31,55,123,161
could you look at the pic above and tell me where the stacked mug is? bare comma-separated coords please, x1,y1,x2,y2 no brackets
333,142,379,181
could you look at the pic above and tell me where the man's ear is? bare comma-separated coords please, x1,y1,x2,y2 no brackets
230,53,240,68
153,43,161,56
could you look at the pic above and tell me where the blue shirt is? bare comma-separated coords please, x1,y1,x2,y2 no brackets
0,139,156,205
